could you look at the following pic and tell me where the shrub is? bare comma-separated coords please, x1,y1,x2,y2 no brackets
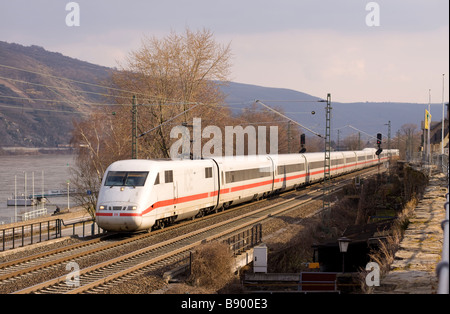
189,242,234,290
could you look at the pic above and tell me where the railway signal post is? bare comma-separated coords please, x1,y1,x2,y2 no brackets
323,93,332,212
132,95,138,159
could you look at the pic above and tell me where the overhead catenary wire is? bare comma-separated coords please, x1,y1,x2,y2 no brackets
0,94,207,109
0,63,154,100
0,68,216,114
255,99,324,103
0,63,217,106
346,124,385,140
255,100,324,138
0,65,325,125
0,103,84,114
0,74,130,101
1,63,358,137
137,103,201,138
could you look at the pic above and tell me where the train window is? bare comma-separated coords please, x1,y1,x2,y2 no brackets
165,170,173,183
309,161,323,169
331,158,344,166
225,167,271,183
277,163,305,175
205,167,213,178
154,173,160,185
105,171,149,187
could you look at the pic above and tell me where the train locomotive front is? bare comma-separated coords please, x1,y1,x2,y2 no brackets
96,160,157,232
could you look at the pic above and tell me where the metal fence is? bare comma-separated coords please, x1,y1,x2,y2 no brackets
1,219,62,251
432,154,449,181
409,153,449,183
1,218,104,252
437,189,449,294
20,207,48,221
223,224,263,256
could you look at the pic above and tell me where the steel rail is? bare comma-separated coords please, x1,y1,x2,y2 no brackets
0,237,103,278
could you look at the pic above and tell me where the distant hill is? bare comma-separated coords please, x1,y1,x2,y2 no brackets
221,81,320,104
0,41,440,149
221,82,441,141
0,41,111,148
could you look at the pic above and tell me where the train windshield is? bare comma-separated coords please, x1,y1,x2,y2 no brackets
105,171,149,187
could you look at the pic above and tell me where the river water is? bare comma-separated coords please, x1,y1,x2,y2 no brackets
0,154,76,224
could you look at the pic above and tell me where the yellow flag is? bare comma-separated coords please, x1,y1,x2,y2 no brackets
424,109,432,129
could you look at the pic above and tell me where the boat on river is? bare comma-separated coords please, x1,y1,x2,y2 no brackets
7,194,37,206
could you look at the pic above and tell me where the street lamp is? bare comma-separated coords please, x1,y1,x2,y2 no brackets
338,237,351,273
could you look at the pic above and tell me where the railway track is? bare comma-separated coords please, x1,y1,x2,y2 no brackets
2,166,382,294
14,188,322,294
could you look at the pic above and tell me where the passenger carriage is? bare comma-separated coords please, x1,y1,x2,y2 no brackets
96,149,399,232
214,155,274,209
272,154,308,192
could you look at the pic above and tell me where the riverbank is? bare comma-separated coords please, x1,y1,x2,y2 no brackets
0,147,73,156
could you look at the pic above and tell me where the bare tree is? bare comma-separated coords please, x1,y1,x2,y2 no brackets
343,133,363,151
71,28,232,213
70,108,130,217
304,134,325,152
110,28,232,158
394,123,421,160
236,102,302,155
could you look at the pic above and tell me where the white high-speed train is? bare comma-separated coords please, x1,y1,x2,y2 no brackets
96,148,398,232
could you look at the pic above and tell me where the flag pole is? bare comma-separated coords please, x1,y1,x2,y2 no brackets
427,89,431,165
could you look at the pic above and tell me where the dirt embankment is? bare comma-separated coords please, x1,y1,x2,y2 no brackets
265,163,428,274
158,163,430,294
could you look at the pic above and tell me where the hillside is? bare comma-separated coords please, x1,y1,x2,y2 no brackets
0,41,437,150
0,41,111,148
221,82,439,141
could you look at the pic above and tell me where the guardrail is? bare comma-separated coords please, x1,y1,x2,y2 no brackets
437,191,449,294
409,153,449,182
1,219,62,251
1,218,104,252
21,207,48,221
60,218,104,238
223,224,262,256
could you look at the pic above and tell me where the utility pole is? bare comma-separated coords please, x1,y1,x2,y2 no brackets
132,95,138,159
387,120,391,151
387,120,392,178
441,74,445,156
337,129,340,151
385,120,391,159
358,132,361,150
323,93,332,211
287,120,291,154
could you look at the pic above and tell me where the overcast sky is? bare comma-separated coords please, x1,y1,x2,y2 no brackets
0,0,448,103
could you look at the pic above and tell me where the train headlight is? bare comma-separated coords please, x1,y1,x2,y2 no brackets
127,206,137,211
99,205,106,210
